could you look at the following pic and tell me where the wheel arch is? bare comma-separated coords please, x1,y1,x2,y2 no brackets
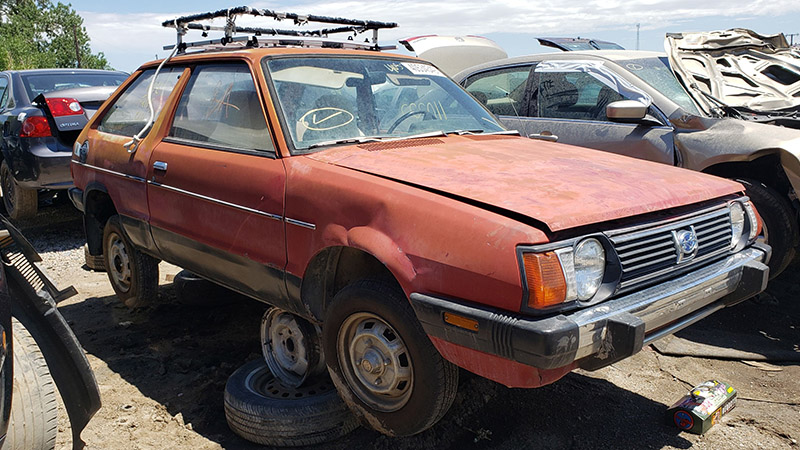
701,150,797,206
299,229,417,322
83,183,116,256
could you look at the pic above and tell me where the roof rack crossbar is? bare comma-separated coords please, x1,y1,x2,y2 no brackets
162,6,397,53
184,23,371,38
162,35,397,53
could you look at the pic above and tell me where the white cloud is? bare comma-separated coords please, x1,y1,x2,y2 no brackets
79,1,800,71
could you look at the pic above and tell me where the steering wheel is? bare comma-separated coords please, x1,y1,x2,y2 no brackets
387,110,428,133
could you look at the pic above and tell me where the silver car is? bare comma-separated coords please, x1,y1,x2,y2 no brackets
439,47,800,278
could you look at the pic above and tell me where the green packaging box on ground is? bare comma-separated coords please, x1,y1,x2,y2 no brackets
667,380,737,435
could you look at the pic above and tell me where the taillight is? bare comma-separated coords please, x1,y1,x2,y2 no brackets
45,97,84,116
20,117,52,138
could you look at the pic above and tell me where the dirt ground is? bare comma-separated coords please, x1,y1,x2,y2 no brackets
16,202,800,450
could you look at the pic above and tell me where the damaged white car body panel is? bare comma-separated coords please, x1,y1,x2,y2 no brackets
666,29,800,114
399,35,507,77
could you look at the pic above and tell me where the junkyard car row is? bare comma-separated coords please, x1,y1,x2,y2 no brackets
0,5,797,448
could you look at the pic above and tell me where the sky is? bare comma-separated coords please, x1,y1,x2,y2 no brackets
69,0,800,73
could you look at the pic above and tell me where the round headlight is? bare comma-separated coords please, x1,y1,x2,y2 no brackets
574,238,605,301
729,202,746,249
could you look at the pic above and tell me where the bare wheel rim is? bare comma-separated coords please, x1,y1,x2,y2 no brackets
106,231,132,292
244,364,336,400
261,308,323,387
337,312,413,412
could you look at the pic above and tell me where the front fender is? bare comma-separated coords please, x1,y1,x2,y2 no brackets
344,226,417,288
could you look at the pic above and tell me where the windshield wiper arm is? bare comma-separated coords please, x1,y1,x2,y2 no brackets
691,85,743,119
307,135,388,149
446,129,520,136
306,131,450,149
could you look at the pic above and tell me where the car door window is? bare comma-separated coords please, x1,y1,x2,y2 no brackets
98,67,183,137
170,63,274,153
537,71,625,121
0,77,8,109
463,66,532,116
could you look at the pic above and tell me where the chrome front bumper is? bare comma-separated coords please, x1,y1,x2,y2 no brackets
410,244,770,371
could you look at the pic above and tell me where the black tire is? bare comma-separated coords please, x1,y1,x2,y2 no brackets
173,270,235,306
1,161,38,220
737,179,798,278
102,215,159,307
322,279,458,437
6,319,58,450
84,244,105,271
224,360,359,446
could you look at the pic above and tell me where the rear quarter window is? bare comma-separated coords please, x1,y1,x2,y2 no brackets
98,68,184,137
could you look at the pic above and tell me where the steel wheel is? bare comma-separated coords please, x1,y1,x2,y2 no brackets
262,308,324,387
105,230,132,293
337,312,413,412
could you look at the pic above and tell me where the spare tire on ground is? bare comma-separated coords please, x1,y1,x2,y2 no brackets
224,359,359,447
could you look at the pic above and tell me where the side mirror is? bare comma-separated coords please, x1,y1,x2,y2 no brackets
606,100,648,121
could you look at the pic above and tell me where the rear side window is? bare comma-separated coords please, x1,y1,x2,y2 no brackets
169,63,274,153
98,67,183,137
464,66,532,117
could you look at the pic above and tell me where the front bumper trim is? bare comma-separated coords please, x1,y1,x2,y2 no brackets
410,245,769,371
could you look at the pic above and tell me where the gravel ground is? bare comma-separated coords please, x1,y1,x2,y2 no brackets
13,202,800,450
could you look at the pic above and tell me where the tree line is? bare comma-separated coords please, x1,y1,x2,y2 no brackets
0,0,109,70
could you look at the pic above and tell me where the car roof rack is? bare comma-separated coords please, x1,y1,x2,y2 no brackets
162,6,398,53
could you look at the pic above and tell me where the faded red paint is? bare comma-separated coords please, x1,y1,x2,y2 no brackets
71,46,748,391
430,337,577,388
308,134,744,232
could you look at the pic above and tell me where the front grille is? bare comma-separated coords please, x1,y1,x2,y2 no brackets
607,205,732,293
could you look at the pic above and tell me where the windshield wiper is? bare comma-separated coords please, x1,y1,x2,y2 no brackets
307,135,388,149
446,129,521,136
691,85,743,119
306,131,449,150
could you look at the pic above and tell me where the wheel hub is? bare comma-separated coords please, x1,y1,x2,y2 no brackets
359,348,385,375
338,312,413,412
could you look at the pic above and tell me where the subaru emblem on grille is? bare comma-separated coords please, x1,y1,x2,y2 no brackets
672,226,699,264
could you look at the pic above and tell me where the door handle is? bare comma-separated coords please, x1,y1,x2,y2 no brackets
528,133,558,142
153,161,168,172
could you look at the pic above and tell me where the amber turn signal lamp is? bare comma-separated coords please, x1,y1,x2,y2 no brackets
443,312,479,332
523,252,567,309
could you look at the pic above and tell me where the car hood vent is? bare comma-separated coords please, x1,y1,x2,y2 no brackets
358,138,444,151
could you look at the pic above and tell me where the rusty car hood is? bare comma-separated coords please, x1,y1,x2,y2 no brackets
666,29,800,116
305,135,742,232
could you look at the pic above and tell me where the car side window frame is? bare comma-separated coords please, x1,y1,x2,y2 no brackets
163,61,278,158
463,64,536,117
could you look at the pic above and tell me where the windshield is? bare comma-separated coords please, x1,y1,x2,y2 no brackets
20,72,127,101
593,41,624,50
621,57,701,115
264,56,504,153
